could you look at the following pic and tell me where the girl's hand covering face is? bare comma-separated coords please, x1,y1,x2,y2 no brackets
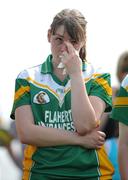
58,41,82,76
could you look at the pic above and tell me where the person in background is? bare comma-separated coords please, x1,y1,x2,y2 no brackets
103,120,120,180
100,51,128,135
10,9,114,179
116,51,128,84
111,74,128,180
100,51,128,180
0,115,23,179
8,120,25,169
0,121,22,170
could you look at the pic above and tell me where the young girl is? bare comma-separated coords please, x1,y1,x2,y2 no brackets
111,74,128,180
10,9,114,180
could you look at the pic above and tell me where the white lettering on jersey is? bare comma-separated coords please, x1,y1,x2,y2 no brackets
38,110,76,131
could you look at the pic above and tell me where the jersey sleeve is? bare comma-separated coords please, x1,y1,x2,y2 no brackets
89,73,112,112
111,81,128,125
10,70,31,119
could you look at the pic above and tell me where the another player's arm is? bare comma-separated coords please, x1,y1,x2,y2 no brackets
118,122,128,179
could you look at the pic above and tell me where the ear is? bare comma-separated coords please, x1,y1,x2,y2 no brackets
47,29,51,42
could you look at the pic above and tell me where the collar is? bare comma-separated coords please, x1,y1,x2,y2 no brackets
41,54,53,74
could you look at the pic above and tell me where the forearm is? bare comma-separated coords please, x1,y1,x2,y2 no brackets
18,124,82,147
18,125,105,150
70,74,97,134
118,123,128,179
16,106,104,149
16,106,82,148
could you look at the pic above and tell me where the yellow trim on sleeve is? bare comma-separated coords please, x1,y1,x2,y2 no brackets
113,97,128,106
95,78,112,96
14,86,30,101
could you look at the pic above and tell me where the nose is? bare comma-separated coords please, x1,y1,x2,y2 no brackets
60,42,67,52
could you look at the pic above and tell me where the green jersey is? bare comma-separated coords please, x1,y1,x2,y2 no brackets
11,55,114,180
111,74,128,125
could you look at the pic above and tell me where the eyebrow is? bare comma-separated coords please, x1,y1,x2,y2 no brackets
54,33,76,42
54,33,64,38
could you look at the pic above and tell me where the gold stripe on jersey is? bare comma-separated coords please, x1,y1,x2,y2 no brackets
94,78,112,96
93,73,102,78
97,147,114,179
84,76,93,83
14,86,30,101
27,77,59,98
64,87,70,94
27,77,72,100
113,97,128,106
22,145,37,180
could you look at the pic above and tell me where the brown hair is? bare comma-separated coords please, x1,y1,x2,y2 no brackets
50,9,87,61
116,51,128,83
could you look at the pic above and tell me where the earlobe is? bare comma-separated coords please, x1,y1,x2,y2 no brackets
47,29,51,42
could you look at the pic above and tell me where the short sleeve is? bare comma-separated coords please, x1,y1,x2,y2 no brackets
89,73,112,112
111,85,128,125
10,71,31,119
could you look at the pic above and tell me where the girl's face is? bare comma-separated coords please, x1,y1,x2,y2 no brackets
48,25,83,64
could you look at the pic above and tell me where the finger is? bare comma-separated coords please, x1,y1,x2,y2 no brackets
99,137,105,143
62,51,68,58
96,145,102,149
65,41,74,54
66,41,79,56
98,131,106,138
96,141,104,148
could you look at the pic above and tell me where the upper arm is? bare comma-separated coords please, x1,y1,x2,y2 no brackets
15,105,34,143
89,95,106,121
119,122,128,145
89,73,112,113
118,122,128,180
10,70,31,120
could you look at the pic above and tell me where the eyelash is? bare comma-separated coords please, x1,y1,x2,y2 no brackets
71,41,76,45
55,37,77,45
56,37,63,41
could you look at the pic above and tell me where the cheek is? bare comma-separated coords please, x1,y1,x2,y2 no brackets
50,40,55,49
50,42,59,53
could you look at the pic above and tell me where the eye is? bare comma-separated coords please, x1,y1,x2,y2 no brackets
55,37,63,44
70,40,77,46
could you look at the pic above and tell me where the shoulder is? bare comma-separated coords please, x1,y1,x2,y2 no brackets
83,62,111,81
93,65,111,78
17,64,42,80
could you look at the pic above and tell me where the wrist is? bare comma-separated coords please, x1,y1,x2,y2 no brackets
70,71,83,80
73,132,83,146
